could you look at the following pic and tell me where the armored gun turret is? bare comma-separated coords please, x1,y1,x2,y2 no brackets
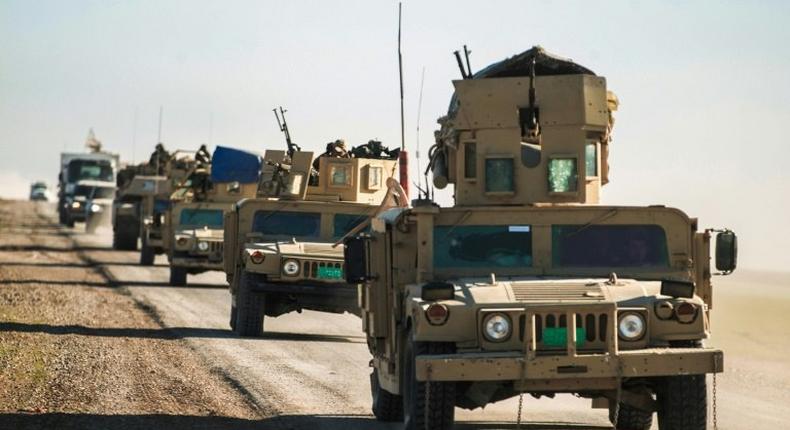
430,46,618,206
346,46,737,430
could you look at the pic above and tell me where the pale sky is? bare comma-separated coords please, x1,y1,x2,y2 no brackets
1,0,788,271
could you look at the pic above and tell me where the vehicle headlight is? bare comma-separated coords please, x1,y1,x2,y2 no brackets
71,201,82,208
197,241,209,252
282,259,300,276
483,313,512,342
618,312,646,341
90,204,102,213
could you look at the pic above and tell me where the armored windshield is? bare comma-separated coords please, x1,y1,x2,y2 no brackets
179,208,224,228
252,211,321,239
552,225,669,268
67,160,113,182
332,213,369,239
434,225,533,268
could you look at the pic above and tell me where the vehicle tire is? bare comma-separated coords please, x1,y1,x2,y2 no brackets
234,272,265,337
140,237,155,266
229,300,237,331
610,402,653,430
169,266,187,286
66,218,75,228
657,375,706,430
113,226,138,251
58,208,67,224
402,334,455,430
371,368,403,422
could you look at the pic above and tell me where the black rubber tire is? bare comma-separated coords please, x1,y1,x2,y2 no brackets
371,368,404,422
113,226,138,250
140,237,155,266
169,266,188,286
403,335,455,430
657,375,707,430
66,218,75,228
234,271,265,337
611,402,653,430
58,208,67,225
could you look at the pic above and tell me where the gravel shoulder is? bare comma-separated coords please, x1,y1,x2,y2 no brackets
0,201,267,429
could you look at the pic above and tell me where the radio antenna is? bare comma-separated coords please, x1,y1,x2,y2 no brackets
415,66,426,196
397,2,409,198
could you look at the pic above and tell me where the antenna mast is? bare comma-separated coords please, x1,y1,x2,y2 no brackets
397,2,409,198
416,67,426,195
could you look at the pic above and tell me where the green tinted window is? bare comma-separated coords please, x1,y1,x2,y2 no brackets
552,225,669,267
585,143,598,177
434,225,532,268
252,211,321,238
179,209,224,228
485,158,514,192
548,158,578,192
333,213,369,239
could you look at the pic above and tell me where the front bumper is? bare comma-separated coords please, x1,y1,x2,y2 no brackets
250,279,357,297
171,256,223,270
67,208,86,221
415,347,723,382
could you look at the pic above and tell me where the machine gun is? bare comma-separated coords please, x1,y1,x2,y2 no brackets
273,106,300,160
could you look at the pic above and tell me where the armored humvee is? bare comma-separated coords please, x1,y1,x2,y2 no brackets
344,47,737,430
223,144,400,337
138,150,199,265
164,146,258,286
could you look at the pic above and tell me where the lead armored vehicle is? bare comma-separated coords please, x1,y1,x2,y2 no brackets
223,136,400,337
164,146,258,286
345,47,737,430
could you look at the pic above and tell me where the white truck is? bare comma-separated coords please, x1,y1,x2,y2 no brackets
58,151,120,230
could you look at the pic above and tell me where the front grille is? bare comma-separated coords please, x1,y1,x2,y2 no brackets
301,260,344,281
518,308,613,354
209,241,223,255
510,283,605,303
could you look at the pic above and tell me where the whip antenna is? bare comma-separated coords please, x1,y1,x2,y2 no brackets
397,2,409,198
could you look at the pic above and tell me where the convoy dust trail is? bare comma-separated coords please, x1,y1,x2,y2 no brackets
1,200,789,429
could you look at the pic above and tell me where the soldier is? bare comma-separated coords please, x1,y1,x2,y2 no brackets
312,139,351,171
149,143,171,174
196,144,212,166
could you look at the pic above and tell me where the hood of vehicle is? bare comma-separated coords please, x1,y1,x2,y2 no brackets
246,240,343,259
175,227,224,240
451,277,661,306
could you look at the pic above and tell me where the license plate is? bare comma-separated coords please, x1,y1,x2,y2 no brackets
542,327,586,347
316,266,343,280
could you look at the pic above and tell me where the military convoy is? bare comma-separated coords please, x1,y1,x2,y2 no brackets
59,41,736,430
344,46,737,429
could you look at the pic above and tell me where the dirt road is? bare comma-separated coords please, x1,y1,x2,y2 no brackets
1,200,788,429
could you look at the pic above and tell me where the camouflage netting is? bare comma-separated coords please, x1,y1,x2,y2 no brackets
472,45,596,79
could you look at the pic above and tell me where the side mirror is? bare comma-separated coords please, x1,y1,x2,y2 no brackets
344,234,373,283
715,230,738,274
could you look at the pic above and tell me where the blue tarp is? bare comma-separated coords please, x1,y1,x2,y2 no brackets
211,146,261,184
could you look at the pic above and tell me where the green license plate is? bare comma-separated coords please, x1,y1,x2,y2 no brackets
542,327,586,347
316,266,343,280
